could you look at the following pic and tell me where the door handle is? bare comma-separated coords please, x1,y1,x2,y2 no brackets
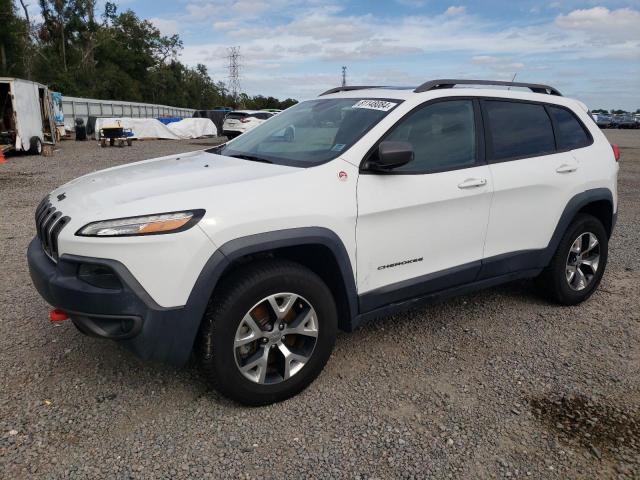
457,178,487,189
556,164,578,174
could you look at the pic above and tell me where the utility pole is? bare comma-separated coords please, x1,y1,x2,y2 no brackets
227,46,242,107
341,66,347,87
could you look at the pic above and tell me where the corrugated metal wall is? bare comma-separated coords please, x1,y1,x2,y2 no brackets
61,96,195,129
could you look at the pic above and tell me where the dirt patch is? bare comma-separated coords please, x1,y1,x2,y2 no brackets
531,394,639,471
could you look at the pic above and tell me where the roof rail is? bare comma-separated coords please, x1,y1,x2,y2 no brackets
414,79,562,96
319,86,385,96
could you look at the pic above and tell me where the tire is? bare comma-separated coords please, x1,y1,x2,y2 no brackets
539,213,608,305
28,136,43,155
197,259,338,405
126,138,133,146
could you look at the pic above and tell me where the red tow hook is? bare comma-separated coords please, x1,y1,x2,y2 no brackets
49,309,69,323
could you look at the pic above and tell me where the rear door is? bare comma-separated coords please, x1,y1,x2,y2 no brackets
12,79,44,150
480,99,585,275
356,98,493,311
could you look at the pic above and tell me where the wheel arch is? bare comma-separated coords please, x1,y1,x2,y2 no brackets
184,228,358,356
543,188,615,266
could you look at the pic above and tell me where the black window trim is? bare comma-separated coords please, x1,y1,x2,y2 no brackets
480,98,594,165
360,96,486,175
546,104,594,154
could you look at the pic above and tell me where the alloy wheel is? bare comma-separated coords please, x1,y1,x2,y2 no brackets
565,232,600,291
234,293,319,384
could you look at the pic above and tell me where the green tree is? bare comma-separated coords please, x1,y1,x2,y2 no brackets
7,0,297,110
0,0,28,76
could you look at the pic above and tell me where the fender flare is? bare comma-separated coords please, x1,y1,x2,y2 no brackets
180,227,359,355
541,187,614,266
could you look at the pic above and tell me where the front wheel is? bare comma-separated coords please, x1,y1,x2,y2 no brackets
539,213,608,305
197,260,338,405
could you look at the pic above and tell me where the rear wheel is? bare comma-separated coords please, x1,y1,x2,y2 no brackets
539,213,608,305
197,260,338,405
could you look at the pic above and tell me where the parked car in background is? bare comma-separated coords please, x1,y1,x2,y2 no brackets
222,110,274,138
592,114,614,129
614,115,638,129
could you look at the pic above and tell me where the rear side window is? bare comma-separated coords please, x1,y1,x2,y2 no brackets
484,101,555,161
549,106,591,150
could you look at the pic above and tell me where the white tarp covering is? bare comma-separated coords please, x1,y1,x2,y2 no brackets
11,79,44,150
94,117,216,140
167,118,217,138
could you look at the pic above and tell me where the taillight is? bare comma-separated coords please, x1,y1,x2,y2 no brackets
611,144,620,161
240,118,251,123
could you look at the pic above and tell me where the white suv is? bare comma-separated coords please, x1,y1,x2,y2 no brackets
222,110,273,138
28,79,619,405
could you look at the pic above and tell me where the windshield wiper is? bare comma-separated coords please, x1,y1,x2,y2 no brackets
227,153,273,164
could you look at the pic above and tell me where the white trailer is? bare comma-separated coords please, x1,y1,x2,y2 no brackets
0,77,56,155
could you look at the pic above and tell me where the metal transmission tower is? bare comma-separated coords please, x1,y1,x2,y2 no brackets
341,66,347,87
227,46,242,105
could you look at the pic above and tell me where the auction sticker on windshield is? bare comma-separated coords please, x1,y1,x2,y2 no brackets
352,100,398,111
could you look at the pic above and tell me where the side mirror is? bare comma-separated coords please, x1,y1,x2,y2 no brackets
368,141,413,171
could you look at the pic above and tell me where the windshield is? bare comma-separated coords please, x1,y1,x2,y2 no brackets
209,98,402,167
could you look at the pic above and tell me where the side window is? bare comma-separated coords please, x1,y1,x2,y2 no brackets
384,100,476,172
549,106,591,150
484,100,555,161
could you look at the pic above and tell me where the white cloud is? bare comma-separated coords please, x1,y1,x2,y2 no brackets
175,3,639,107
556,7,640,42
149,17,179,36
472,55,499,64
444,6,466,16
213,21,237,30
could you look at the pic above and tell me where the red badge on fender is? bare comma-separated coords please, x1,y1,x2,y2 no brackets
338,171,348,181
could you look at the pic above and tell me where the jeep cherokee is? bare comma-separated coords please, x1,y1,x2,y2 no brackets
28,79,620,405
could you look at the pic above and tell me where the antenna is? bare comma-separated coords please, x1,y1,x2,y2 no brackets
341,66,347,87
507,72,517,90
227,46,242,106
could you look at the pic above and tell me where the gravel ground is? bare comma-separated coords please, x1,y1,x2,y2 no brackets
1,132,639,479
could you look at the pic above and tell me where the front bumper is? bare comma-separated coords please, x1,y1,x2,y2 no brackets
27,237,203,366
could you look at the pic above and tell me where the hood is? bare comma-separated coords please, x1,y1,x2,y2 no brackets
51,150,298,215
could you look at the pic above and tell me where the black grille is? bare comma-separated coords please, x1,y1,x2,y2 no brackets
35,197,70,262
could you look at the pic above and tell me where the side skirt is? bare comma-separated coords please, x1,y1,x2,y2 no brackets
353,268,542,329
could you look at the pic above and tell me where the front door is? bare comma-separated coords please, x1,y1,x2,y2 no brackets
356,98,493,312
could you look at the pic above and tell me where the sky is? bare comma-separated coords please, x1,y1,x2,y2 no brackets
25,0,640,109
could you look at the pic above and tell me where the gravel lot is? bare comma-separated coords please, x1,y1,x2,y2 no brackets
1,132,639,479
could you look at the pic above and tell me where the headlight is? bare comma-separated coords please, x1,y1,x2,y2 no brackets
76,210,205,237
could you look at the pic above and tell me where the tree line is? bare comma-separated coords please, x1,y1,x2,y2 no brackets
0,0,298,110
